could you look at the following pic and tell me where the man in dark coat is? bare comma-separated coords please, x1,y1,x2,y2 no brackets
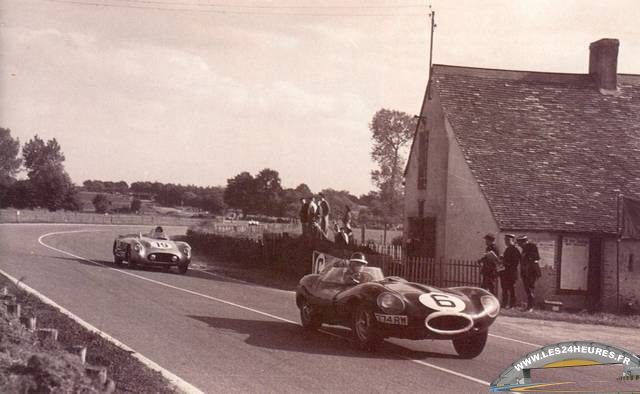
500,234,521,309
517,235,542,312
479,233,500,296
318,193,330,234
299,198,309,236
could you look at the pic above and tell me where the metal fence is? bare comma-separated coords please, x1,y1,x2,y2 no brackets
372,257,481,288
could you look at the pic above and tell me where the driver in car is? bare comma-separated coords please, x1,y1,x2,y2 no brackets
344,252,371,284
149,226,168,239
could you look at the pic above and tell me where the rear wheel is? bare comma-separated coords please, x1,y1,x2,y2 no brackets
452,329,488,359
299,297,322,330
351,304,382,351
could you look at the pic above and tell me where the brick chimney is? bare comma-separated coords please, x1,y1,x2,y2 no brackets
589,38,619,92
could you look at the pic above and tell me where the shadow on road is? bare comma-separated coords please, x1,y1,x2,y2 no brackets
188,315,461,360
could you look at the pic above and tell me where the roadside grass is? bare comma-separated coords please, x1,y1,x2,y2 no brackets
0,274,178,393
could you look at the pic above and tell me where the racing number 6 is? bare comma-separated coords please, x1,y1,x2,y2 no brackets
418,292,465,312
430,294,456,308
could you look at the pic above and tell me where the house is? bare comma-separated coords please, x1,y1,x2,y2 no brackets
403,38,640,312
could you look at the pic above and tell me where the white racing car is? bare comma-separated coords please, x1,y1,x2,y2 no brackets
112,226,192,274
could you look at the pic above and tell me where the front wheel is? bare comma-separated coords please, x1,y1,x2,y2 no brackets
452,329,488,359
126,246,137,269
113,242,123,266
177,263,189,274
299,297,322,330
351,304,382,351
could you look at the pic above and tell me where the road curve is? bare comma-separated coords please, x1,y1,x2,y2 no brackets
1,224,639,393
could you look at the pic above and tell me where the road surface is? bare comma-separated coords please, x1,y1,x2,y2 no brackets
1,224,639,393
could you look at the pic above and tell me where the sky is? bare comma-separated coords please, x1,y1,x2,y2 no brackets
1,0,639,195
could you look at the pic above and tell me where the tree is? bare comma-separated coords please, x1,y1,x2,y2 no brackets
130,198,142,213
294,183,312,197
0,128,22,185
369,109,416,223
224,172,257,214
199,187,226,214
22,135,80,211
92,193,110,213
254,168,283,216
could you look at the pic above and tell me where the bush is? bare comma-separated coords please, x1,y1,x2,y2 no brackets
92,194,110,213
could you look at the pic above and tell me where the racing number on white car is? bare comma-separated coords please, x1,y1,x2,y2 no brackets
418,292,465,312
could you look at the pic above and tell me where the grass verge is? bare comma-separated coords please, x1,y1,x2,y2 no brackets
0,274,178,393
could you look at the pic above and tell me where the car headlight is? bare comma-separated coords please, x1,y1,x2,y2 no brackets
481,295,500,318
181,246,191,256
377,292,405,315
133,243,142,252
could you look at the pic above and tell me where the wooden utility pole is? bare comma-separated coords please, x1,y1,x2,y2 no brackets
427,6,436,99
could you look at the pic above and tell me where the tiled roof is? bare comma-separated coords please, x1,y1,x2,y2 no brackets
432,65,640,234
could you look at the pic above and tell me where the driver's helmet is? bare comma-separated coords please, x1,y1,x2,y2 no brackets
349,252,368,269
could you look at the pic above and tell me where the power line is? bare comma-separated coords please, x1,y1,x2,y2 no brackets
43,0,431,16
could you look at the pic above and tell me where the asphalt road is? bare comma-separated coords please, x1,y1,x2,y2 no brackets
1,224,639,393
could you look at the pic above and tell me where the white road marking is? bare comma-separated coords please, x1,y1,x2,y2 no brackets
38,231,300,327
404,358,490,385
34,229,517,388
488,333,542,348
0,267,205,394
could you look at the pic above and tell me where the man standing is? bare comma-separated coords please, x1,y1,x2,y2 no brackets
318,193,330,234
479,233,500,296
299,198,309,236
500,234,521,309
307,196,319,237
517,235,542,312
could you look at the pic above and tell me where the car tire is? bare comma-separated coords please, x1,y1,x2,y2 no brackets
113,242,123,266
299,297,322,330
177,263,189,275
351,304,382,351
126,246,137,269
452,329,488,359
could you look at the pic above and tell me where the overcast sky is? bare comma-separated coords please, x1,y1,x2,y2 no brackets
1,0,639,195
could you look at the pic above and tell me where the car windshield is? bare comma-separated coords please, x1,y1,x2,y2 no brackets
319,266,384,285
147,230,169,240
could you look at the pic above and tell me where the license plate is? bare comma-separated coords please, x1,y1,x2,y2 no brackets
374,313,408,326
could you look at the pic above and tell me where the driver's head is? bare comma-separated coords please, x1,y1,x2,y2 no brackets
348,252,368,273
154,226,164,234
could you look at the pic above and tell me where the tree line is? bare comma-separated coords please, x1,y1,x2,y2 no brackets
0,107,415,226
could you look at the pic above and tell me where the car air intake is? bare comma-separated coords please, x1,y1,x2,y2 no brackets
149,253,179,263
425,312,473,335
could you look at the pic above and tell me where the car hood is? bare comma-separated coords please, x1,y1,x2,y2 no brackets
377,278,491,314
138,237,180,252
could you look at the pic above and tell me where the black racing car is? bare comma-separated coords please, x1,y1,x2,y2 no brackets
295,259,500,357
